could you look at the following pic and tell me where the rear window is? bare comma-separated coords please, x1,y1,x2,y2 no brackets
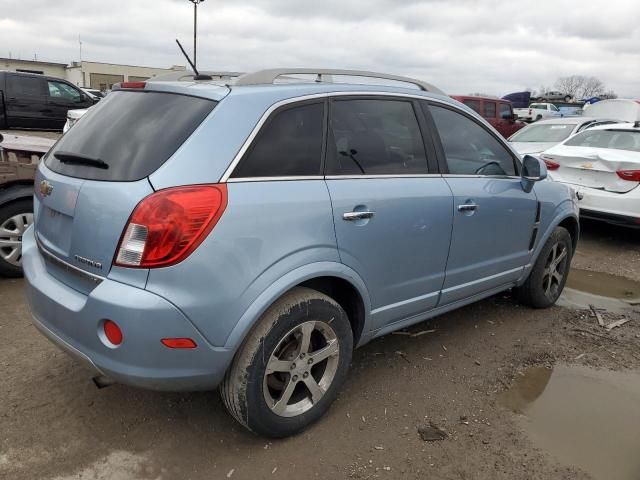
564,130,640,152
45,91,216,181
510,123,574,143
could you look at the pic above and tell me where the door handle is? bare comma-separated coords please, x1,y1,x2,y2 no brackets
343,211,375,221
457,203,478,212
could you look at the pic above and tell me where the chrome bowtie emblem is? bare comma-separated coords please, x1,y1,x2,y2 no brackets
39,180,53,197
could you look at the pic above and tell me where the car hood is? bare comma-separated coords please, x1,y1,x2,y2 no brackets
511,142,557,155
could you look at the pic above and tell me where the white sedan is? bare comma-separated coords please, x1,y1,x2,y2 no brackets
540,122,640,227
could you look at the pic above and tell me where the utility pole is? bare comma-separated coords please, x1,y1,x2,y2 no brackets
188,0,204,72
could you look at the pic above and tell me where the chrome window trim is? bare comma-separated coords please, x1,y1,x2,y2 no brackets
325,174,442,180
227,176,324,183
36,234,105,284
219,91,466,182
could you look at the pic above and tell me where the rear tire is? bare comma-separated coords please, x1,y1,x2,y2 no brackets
220,287,353,438
0,199,34,277
515,226,572,308
535,114,543,121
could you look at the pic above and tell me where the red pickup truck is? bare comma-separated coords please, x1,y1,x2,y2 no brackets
451,95,525,138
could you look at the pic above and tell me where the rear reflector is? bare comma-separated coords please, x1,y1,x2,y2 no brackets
115,184,227,268
103,320,123,346
120,81,146,89
161,338,197,349
616,170,640,182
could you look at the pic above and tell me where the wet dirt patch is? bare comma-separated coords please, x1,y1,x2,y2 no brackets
559,268,640,315
500,364,640,480
566,269,640,302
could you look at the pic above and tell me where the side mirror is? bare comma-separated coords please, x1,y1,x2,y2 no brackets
521,155,547,192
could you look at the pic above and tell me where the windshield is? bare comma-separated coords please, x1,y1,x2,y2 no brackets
510,123,574,143
45,91,216,181
564,129,640,152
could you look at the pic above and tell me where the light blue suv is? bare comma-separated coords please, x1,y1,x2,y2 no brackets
23,69,578,437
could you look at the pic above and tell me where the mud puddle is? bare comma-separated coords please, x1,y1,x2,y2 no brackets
500,365,640,480
559,269,640,314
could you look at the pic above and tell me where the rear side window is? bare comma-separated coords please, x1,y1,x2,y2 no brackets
45,91,216,181
231,102,324,178
8,75,45,96
430,105,517,176
326,99,428,175
483,102,496,119
462,99,481,114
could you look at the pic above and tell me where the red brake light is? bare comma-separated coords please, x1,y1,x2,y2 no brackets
616,170,640,182
115,184,227,268
120,81,146,89
540,156,560,170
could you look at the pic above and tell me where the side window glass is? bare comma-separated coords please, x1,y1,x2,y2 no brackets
499,103,512,118
550,104,559,112
430,105,516,176
8,75,44,96
462,99,481,114
483,102,496,119
48,81,81,102
231,102,323,178
326,99,428,175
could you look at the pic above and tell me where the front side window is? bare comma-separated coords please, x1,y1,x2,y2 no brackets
483,102,497,119
47,81,81,102
499,103,512,118
550,104,559,112
326,99,428,175
430,105,517,176
231,102,324,178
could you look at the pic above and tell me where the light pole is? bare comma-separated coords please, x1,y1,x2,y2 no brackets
188,0,205,71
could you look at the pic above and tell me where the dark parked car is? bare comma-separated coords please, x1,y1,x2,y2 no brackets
451,95,525,138
0,71,96,131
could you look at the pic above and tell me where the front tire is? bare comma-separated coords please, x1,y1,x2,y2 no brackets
0,199,34,277
515,226,572,308
221,287,353,438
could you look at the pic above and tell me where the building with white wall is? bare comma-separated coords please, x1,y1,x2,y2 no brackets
0,57,186,91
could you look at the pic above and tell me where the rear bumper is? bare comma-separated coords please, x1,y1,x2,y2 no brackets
554,181,640,227
22,226,234,391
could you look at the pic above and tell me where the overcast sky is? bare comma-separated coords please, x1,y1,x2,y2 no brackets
1,0,639,97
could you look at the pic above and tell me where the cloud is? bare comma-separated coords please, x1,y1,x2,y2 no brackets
1,0,639,97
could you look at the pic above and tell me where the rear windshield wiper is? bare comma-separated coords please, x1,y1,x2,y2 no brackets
54,151,109,170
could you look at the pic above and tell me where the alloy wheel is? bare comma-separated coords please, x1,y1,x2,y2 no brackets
263,320,340,417
0,213,33,267
542,242,568,301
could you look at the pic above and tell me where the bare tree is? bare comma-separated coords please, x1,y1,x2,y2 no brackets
581,76,606,98
554,75,608,99
554,75,584,98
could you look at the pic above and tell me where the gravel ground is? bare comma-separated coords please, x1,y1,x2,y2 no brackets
1,210,639,479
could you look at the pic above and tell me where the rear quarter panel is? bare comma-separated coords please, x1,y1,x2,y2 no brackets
144,180,342,348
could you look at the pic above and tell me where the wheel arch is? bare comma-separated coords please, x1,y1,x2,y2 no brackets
224,262,372,352
0,183,34,207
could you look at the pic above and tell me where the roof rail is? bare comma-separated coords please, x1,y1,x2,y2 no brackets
234,68,444,95
149,70,244,82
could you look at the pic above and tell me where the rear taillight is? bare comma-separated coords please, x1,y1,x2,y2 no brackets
120,81,146,89
540,155,560,170
616,170,640,182
114,184,227,268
